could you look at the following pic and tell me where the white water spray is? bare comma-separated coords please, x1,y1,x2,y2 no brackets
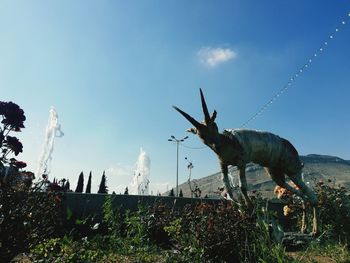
129,148,151,195
36,107,64,179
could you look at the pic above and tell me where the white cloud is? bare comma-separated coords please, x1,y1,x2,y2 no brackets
198,47,237,67
104,164,133,193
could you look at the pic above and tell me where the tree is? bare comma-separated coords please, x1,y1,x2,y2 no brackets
0,101,26,189
168,188,175,197
64,180,70,191
85,171,92,193
75,172,84,193
98,171,108,194
179,189,184,197
124,187,129,195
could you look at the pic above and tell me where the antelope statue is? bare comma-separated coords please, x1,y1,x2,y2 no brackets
173,89,318,234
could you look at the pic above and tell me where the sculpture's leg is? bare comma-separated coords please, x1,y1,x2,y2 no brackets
282,182,304,198
221,163,233,198
288,174,318,205
288,173,318,235
301,202,307,233
312,206,318,235
239,166,252,208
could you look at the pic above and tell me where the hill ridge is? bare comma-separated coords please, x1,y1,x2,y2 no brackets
172,154,350,198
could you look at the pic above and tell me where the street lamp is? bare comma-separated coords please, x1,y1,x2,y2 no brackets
168,135,189,196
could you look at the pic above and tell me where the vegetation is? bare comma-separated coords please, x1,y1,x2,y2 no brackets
179,189,183,197
86,171,92,193
0,101,64,262
0,187,64,262
75,171,84,193
168,188,175,197
1,178,349,262
1,101,350,262
26,181,350,262
98,171,108,194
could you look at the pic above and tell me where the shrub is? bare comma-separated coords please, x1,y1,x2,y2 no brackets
314,180,350,242
0,187,64,261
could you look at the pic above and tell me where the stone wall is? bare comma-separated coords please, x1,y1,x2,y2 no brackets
62,192,221,219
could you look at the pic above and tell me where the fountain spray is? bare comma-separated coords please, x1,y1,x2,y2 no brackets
36,107,64,179
129,148,151,195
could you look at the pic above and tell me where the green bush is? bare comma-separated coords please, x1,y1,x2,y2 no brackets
29,182,350,262
0,188,64,261
314,180,350,242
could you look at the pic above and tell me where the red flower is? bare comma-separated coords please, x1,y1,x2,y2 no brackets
14,161,27,169
5,136,23,155
0,101,26,131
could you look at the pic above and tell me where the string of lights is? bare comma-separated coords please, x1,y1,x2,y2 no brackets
178,11,349,150
240,11,350,128
180,143,207,150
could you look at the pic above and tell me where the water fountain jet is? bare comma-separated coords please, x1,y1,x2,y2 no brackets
35,107,64,180
129,148,151,195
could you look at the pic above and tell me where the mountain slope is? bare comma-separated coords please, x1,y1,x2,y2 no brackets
175,154,350,198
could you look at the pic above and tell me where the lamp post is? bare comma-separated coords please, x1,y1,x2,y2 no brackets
168,135,188,196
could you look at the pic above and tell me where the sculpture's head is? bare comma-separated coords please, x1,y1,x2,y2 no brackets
173,89,220,150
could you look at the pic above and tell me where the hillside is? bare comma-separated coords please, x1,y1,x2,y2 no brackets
174,154,350,198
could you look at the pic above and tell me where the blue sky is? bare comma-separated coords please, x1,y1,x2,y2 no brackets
1,1,350,194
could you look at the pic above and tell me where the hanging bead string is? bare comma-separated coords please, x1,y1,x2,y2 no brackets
180,142,206,150
240,12,350,128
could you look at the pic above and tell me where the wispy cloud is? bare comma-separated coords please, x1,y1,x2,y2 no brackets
104,164,133,193
198,47,237,67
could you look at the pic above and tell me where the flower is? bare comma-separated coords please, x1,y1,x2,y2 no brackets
274,182,299,199
4,136,23,156
14,161,27,169
0,101,26,131
283,205,292,216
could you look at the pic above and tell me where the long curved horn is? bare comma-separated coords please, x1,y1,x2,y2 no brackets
173,106,201,129
200,88,211,124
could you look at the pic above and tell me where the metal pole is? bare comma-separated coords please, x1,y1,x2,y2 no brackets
176,141,179,196
168,135,188,197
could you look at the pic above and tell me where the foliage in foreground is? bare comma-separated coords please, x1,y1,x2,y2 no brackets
1,179,349,262
0,187,64,262
289,241,350,263
29,196,291,263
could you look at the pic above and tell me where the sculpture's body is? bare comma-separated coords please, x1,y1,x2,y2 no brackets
173,89,318,234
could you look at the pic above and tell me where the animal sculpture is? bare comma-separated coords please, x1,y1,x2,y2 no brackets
173,89,318,234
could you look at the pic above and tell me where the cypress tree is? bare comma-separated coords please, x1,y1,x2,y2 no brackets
168,188,175,197
75,172,84,193
124,187,129,195
85,171,92,193
65,180,70,191
98,171,108,194
179,189,184,197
